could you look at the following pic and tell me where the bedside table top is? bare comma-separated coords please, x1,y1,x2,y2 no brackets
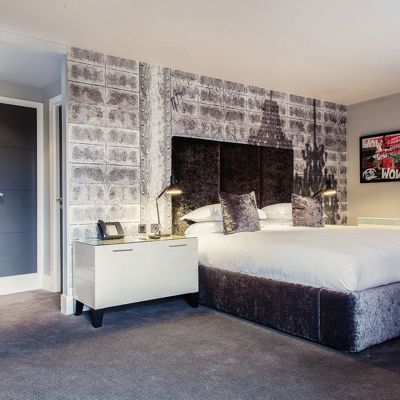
76,235,195,246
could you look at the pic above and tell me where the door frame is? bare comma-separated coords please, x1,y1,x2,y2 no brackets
49,95,62,292
0,96,44,295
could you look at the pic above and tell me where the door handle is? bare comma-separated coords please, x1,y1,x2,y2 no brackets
0,192,3,197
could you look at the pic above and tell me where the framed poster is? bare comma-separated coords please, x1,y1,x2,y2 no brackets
360,131,400,183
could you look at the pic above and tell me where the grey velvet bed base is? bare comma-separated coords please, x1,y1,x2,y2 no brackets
171,137,400,352
199,265,400,353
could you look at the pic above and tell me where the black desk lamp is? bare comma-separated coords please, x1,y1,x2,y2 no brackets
155,176,182,236
312,182,337,198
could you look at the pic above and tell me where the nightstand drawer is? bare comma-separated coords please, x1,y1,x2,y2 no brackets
96,238,196,257
95,239,197,272
97,250,197,275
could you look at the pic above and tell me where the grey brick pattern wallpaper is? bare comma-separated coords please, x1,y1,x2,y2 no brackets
169,73,347,225
67,48,141,248
66,47,347,285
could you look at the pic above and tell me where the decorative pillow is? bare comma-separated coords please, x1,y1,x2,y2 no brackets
184,221,224,235
291,194,324,228
262,203,292,220
219,191,261,235
180,203,266,222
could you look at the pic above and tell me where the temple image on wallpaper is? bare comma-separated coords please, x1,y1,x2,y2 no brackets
248,97,291,148
292,107,341,224
360,131,400,183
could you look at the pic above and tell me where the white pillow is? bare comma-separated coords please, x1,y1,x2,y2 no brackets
262,203,292,220
184,221,224,235
181,203,266,222
260,219,293,227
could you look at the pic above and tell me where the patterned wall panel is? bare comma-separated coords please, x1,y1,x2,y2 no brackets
66,46,347,290
139,63,172,232
169,71,347,225
67,48,141,246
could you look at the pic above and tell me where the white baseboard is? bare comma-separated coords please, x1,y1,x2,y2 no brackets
60,294,90,315
60,293,75,315
41,273,57,292
0,273,41,296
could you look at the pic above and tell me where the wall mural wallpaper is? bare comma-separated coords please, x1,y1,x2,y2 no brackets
66,46,347,285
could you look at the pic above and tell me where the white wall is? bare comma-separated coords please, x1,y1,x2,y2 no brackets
0,80,43,102
42,80,61,276
347,92,400,225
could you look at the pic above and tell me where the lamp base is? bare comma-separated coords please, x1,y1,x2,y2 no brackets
147,233,171,240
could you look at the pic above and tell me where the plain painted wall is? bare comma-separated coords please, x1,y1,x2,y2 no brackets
347,92,400,225
0,80,43,102
42,80,61,276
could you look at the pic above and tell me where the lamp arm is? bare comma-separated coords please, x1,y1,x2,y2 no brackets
156,187,168,200
155,176,181,235
312,188,323,198
155,187,169,234
156,197,161,231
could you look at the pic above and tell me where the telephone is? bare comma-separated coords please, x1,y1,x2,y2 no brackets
97,220,125,240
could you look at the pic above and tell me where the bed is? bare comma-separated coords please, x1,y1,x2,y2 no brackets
171,136,400,352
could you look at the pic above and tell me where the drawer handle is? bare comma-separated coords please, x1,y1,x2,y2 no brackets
169,244,187,248
112,249,133,252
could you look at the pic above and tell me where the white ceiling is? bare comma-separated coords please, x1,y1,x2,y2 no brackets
0,0,399,104
0,41,62,88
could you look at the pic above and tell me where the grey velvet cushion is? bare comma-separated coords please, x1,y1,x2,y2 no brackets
219,191,261,235
292,193,324,227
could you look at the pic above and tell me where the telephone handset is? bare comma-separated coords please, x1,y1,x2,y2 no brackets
97,220,125,240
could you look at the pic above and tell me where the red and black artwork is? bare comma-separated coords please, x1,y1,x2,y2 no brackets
360,131,400,183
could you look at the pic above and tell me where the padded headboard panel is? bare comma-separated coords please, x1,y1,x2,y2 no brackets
172,137,293,234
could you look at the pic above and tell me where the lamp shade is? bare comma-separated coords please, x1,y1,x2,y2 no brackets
323,184,337,197
164,176,182,196
165,184,182,195
312,182,337,198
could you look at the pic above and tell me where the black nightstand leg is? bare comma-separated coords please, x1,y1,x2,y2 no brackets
184,292,199,308
75,300,84,316
90,309,104,328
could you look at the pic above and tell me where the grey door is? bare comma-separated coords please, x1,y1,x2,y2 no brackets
0,102,37,277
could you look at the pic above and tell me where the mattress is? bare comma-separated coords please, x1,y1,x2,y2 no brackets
191,225,400,292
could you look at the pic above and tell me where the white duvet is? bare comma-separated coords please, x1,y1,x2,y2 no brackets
192,225,400,292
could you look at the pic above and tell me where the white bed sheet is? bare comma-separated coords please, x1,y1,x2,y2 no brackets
191,225,400,292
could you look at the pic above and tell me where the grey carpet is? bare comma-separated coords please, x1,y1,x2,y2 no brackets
0,291,399,400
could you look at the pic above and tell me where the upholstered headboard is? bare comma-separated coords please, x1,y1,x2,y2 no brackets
171,136,294,234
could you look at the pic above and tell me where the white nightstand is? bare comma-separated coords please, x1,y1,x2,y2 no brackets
73,235,198,327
